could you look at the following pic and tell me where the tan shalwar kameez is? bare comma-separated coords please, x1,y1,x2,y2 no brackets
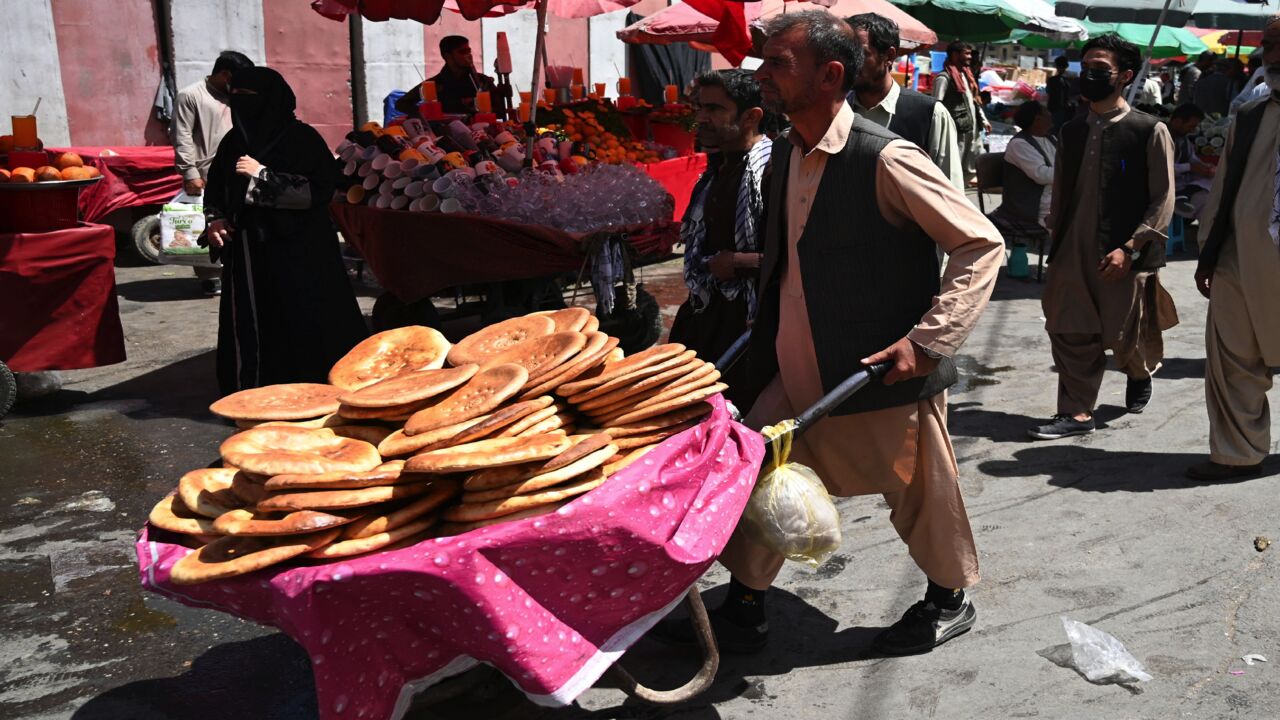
719,104,1004,591
1041,102,1176,417
1199,98,1280,466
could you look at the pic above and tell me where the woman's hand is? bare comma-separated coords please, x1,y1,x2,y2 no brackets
235,155,264,178
206,219,235,249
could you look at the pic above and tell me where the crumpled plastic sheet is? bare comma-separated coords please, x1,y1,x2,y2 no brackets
1039,617,1153,687
137,394,763,720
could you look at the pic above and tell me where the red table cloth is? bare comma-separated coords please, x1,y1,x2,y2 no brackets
332,203,678,304
50,146,182,223
139,395,764,720
0,222,126,371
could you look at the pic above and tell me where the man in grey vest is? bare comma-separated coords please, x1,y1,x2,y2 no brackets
846,13,963,189
682,10,1003,656
1029,34,1176,441
933,41,990,186
1186,16,1280,482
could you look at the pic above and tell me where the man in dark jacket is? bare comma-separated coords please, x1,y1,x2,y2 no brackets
846,13,962,188
1029,34,1176,440
658,10,1003,657
395,36,496,117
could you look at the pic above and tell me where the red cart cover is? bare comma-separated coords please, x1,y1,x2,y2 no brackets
332,203,679,304
0,222,126,371
138,395,763,720
50,146,182,223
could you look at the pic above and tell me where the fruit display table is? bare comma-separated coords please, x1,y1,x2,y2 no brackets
48,146,182,222
0,222,126,371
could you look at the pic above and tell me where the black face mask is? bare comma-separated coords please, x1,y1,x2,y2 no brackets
229,93,266,121
1079,67,1118,102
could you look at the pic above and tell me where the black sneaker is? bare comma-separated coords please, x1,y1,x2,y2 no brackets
1126,377,1153,414
647,607,769,655
201,279,222,296
1027,414,1095,440
872,597,977,656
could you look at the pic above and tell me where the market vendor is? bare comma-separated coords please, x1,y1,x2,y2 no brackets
658,11,1003,656
669,69,773,366
395,36,496,117
933,41,990,187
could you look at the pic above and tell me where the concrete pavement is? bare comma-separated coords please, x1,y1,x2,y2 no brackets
1,241,1277,720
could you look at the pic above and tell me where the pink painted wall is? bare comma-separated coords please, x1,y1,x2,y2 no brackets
52,0,168,146
263,0,353,148
545,16,590,71
423,14,484,78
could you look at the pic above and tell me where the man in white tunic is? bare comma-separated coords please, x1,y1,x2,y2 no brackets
1187,17,1280,482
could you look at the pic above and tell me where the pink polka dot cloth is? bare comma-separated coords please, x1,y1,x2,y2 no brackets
137,395,764,720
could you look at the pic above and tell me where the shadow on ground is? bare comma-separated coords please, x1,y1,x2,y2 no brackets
116,277,210,303
72,634,317,720
977,445,1279,493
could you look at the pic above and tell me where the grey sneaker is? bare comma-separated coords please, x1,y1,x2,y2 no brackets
1028,414,1095,440
873,597,977,656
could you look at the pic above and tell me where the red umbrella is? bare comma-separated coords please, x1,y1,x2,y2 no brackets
619,0,938,50
312,0,643,22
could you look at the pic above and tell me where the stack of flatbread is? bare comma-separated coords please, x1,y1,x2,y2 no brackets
150,308,726,585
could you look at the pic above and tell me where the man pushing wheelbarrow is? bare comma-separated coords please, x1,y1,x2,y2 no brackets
655,10,1004,657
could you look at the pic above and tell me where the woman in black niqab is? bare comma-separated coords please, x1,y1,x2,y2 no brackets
203,67,367,394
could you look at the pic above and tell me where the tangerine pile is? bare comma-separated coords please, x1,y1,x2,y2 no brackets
550,109,662,165
0,151,100,183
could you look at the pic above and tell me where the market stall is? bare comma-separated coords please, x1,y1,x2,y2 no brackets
1,120,127,415
47,145,182,223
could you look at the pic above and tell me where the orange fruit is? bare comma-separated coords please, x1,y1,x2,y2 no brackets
82,166,101,178
60,166,88,180
0,168,9,182
35,166,62,182
11,167,35,183
52,151,84,169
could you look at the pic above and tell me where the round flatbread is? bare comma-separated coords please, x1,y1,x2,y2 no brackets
236,413,343,430
339,481,460,539
378,414,492,457
612,420,699,449
337,399,431,420
403,364,528,436
169,529,342,585
535,307,592,333
603,383,728,427
515,412,574,437
256,482,435,512
263,462,407,491
405,433,572,474
177,468,246,518
447,315,557,367
582,315,600,334
213,508,356,536
495,403,563,438
443,473,606,522
337,364,479,408
462,433,608,493
518,333,618,400
437,502,565,536
221,426,382,476
594,402,712,438
462,447,614,503
210,383,342,421
539,433,615,473
305,515,438,559
329,326,451,392
149,493,219,535
479,331,587,383
567,351,699,405
448,396,554,445
556,344,686,396
329,424,395,446
603,445,658,476
229,471,269,504
587,365,719,422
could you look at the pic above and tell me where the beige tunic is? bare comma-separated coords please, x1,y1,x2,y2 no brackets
718,103,1003,591
174,79,233,182
1199,98,1280,465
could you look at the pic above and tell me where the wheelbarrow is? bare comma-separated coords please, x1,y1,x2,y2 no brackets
0,360,14,419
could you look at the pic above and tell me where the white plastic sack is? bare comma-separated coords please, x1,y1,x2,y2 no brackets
159,195,206,257
740,421,841,567
1060,617,1152,684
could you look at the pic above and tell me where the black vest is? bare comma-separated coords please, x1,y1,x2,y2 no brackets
887,88,938,152
742,117,957,416
940,72,976,135
1198,98,1269,276
1002,132,1054,224
1051,108,1166,272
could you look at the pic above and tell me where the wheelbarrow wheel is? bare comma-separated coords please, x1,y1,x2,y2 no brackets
596,284,661,355
131,215,163,265
0,361,15,419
